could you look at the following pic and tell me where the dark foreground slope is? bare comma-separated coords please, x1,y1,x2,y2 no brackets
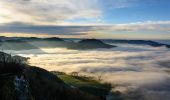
0,52,100,100
25,67,100,100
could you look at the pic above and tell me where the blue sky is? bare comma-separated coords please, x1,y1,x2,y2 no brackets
102,0,170,23
65,0,170,24
0,0,170,39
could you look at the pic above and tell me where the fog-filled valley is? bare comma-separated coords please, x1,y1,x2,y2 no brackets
1,37,170,100
0,0,170,99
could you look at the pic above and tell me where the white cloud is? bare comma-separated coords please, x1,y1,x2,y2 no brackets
4,43,170,100
92,21,170,33
0,0,102,25
0,20,169,39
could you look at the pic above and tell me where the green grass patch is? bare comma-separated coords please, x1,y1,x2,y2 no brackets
51,71,112,97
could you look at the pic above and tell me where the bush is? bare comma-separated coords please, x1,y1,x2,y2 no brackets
0,52,25,75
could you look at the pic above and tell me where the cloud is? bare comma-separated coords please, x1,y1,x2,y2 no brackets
0,0,102,24
0,21,170,34
95,21,170,32
0,0,169,39
0,21,169,38
0,22,94,36
5,43,170,100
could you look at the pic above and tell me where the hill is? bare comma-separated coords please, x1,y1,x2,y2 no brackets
22,38,116,50
67,39,116,50
0,52,101,100
0,40,38,50
105,40,170,48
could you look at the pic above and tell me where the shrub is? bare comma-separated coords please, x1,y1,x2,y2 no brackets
0,52,25,75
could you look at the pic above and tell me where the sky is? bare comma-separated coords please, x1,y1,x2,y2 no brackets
0,0,170,39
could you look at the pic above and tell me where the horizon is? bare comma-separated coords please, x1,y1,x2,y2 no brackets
1,35,170,41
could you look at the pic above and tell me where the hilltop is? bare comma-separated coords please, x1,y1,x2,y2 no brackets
67,39,116,50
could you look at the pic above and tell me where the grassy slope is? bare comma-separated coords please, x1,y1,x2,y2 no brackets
0,51,122,100
52,72,124,100
52,72,112,97
0,52,100,100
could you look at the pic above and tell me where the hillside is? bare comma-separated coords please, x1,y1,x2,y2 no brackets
52,71,123,100
0,52,101,100
0,40,38,50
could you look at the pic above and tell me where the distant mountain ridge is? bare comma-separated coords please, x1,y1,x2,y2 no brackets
104,39,170,48
0,37,170,50
0,37,117,50
0,39,39,50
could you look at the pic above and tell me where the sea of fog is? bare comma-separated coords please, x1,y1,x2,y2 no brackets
4,43,170,100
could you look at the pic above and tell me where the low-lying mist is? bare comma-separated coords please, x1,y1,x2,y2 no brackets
4,44,170,100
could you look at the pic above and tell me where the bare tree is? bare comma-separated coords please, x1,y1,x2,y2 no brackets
97,72,105,81
71,72,79,76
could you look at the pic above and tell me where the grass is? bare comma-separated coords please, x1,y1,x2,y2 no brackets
52,71,112,97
